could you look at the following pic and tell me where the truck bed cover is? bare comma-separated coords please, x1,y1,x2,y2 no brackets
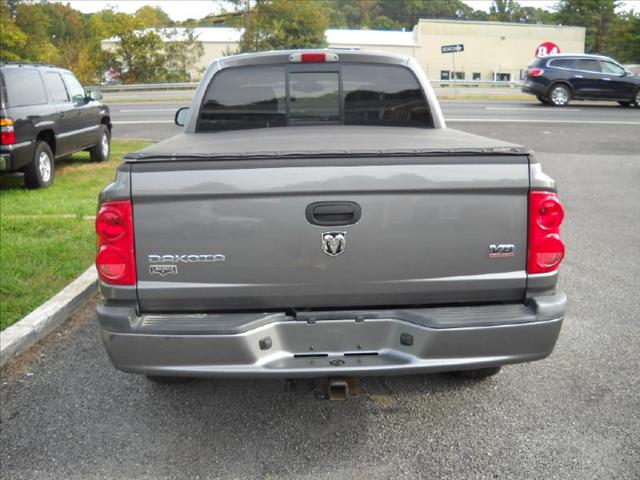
124,126,529,162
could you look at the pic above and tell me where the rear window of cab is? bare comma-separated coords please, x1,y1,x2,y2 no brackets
196,64,433,132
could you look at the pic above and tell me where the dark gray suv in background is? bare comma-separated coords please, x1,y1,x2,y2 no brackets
522,53,640,107
0,62,111,188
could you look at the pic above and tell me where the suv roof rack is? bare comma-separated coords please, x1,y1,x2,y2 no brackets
545,53,611,60
0,60,62,69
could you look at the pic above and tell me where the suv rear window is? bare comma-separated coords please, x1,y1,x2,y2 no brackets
2,69,47,107
197,64,432,132
549,59,575,69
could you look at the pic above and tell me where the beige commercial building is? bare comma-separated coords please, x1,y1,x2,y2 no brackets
101,19,585,82
422,19,584,81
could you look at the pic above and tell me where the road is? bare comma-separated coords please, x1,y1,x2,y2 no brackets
2,100,639,479
109,99,640,153
99,87,527,104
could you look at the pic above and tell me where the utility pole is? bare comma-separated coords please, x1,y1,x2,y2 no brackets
245,0,254,52
452,52,457,94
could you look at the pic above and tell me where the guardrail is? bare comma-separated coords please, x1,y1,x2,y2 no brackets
430,80,523,88
88,79,524,92
87,82,199,92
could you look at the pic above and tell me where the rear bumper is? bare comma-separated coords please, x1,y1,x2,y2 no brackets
521,80,547,97
1,141,34,172
97,293,566,378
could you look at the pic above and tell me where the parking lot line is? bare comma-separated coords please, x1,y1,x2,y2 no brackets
112,119,640,126
113,120,174,124
447,118,640,125
485,107,581,111
118,108,179,113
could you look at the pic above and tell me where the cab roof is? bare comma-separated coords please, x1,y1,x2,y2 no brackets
215,49,412,69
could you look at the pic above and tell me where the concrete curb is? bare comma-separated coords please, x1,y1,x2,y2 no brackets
0,266,98,367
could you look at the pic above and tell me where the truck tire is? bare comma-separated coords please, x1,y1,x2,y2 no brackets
633,89,640,108
90,125,111,162
24,141,55,189
548,84,570,106
453,366,502,379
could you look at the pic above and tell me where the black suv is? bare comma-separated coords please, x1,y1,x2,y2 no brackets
522,54,640,107
1,63,111,188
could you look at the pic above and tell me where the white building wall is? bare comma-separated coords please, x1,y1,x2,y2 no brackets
101,21,585,82
415,20,585,81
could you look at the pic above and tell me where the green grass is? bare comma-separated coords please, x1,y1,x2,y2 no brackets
0,140,150,330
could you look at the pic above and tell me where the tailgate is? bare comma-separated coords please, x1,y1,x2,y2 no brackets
131,155,529,312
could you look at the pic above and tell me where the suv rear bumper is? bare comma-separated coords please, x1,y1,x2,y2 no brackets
97,293,566,378
1,141,34,172
521,81,547,97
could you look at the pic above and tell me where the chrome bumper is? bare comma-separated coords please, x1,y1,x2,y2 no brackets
98,294,566,378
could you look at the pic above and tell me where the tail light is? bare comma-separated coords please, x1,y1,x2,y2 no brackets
96,201,136,285
528,191,565,274
528,68,544,77
289,52,338,63
1,118,16,145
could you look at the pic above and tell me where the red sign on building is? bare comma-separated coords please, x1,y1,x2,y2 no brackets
535,42,561,57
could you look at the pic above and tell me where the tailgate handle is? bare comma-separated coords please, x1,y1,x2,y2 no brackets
306,201,361,226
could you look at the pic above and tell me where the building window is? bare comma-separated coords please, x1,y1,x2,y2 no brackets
440,70,450,80
472,72,481,81
453,71,465,80
494,72,511,82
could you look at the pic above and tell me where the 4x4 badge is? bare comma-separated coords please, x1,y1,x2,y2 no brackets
322,232,346,256
150,265,178,276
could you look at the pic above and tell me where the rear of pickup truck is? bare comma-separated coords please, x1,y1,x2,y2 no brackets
96,50,566,380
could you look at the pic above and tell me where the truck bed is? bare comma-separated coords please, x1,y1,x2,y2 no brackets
124,126,528,162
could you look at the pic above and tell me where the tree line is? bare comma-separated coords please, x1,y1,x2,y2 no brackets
0,1,203,84
224,0,639,63
1,0,638,85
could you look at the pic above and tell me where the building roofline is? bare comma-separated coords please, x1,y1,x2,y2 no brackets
418,18,586,31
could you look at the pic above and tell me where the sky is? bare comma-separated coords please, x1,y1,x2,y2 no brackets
52,0,640,22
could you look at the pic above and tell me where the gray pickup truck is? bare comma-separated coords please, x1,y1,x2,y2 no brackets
95,50,566,387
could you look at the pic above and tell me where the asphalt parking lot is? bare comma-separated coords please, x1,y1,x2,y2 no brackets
1,101,639,479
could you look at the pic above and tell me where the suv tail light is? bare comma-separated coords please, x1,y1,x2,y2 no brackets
1,118,16,145
96,201,136,285
528,68,544,77
528,191,565,274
